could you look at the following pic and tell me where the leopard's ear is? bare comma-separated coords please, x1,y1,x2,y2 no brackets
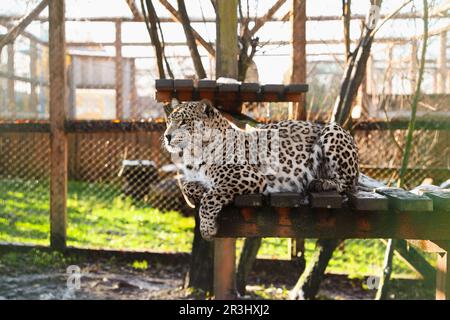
163,98,180,117
199,99,215,118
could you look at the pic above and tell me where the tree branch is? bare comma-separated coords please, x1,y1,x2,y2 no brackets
177,0,207,79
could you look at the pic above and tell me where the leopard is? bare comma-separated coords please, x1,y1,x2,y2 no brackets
163,98,359,240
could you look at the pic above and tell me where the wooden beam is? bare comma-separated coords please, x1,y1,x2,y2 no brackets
436,245,450,300
437,31,447,94
0,0,49,51
29,40,38,118
217,206,450,239
1,10,448,23
115,20,123,119
249,0,287,36
49,0,67,250
214,0,238,300
289,0,306,120
158,0,215,56
6,32,15,119
125,0,141,21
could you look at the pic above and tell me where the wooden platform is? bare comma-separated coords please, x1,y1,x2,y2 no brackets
214,188,450,300
155,79,308,112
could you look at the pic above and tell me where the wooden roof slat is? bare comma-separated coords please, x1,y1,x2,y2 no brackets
376,187,433,212
155,78,174,90
173,79,194,90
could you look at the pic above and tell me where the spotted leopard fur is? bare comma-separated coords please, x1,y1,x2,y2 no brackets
163,99,359,240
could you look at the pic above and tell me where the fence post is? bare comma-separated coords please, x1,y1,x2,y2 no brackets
7,28,14,120
115,19,123,119
29,39,38,118
49,0,67,250
437,30,447,94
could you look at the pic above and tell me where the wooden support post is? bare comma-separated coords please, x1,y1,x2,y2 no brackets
289,0,306,121
436,248,450,300
214,0,238,300
115,19,123,119
0,0,49,51
437,31,447,94
214,238,236,299
409,41,418,94
436,252,450,300
49,0,67,250
130,59,138,119
216,0,238,80
29,39,38,118
385,44,393,95
6,33,14,119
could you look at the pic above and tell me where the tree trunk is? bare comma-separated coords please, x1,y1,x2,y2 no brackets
236,237,261,296
290,239,342,300
141,0,166,78
375,239,396,300
177,0,207,79
187,212,214,292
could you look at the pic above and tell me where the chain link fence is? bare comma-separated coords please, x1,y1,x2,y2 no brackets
0,0,448,251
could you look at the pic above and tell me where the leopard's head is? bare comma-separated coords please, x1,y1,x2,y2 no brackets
163,98,224,153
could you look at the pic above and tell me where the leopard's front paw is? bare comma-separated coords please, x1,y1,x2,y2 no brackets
200,219,218,241
308,179,325,192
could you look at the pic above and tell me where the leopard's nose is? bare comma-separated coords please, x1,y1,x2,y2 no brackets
165,134,172,143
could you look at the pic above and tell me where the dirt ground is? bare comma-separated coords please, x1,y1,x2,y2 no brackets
0,251,434,300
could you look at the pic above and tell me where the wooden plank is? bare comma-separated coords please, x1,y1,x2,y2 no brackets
270,192,304,207
217,206,450,239
49,0,67,250
348,191,389,211
240,82,260,92
197,79,216,89
0,0,49,51
309,191,342,209
155,78,174,90
286,83,309,93
115,20,123,119
407,240,447,253
390,239,436,283
234,194,264,207
424,190,450,211
376,187,433,212
6,35,14,119
436,245,450,300
29,40,38,118
197,80,216,101
218,83,239,92
174,79,194,89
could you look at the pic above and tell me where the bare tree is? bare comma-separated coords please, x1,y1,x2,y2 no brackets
140,0,173,78
177,0,207,79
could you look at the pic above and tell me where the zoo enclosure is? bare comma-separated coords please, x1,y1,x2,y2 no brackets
0,0,449,250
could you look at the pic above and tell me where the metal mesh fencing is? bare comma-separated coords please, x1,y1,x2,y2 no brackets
0,132,50,245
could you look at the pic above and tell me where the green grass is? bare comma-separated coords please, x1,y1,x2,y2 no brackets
0,178,432,278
